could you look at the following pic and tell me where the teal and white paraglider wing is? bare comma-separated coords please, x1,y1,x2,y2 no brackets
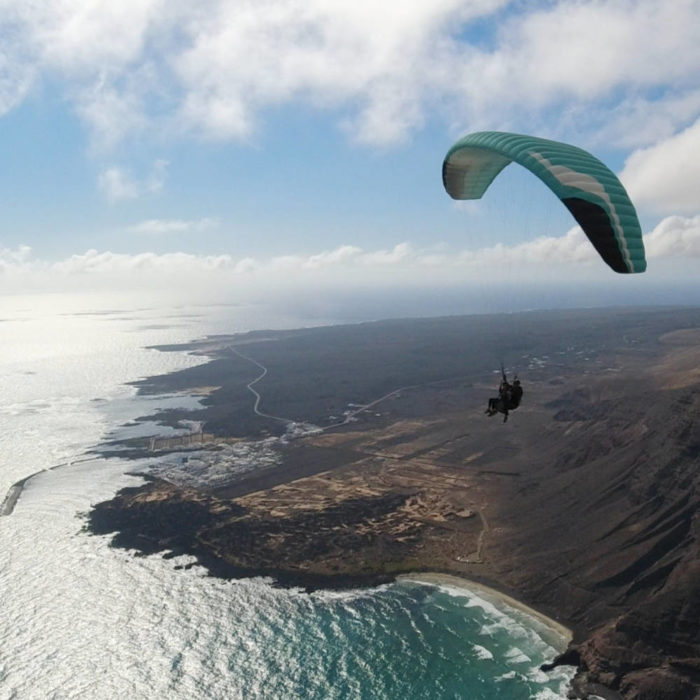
442,131,646,273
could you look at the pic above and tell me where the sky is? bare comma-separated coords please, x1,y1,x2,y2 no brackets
0,0,699,312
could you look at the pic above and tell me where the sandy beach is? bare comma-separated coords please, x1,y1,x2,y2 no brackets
398,572,573,652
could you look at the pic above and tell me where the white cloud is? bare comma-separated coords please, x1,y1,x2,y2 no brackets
644,215,700,258
619,119,700,215
76,79,150,151
592,89,700,150
170,0,491,143
97,159,168,202
441,1,700,143
2,215,698,295
97,167,139,201
0,49,34,117
513,2,697,97
0,0,163,138
128,217,219,234
304,245,362,268
361,242,415,266
28,0,161,72
50,249,234,277
0,244,32,271
2,1,698,147
466,228,598,267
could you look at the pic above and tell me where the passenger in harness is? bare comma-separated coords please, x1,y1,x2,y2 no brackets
485,370,523,423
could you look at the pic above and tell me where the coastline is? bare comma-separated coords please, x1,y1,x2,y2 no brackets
85,309,700,700
1,457,97,517
398,572,573,652
0,481,26,516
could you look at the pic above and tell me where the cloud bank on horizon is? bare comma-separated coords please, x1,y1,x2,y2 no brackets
0,0,698,301
2,216,698,297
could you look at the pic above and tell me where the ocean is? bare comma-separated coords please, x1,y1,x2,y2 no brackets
0,292,574,699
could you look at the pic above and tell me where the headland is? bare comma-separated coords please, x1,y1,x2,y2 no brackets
86,307,700,700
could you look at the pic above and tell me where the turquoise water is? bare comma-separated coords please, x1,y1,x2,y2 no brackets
0,294,572,699
223,580,572,699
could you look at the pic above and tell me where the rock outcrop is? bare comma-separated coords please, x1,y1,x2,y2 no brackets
488,383,700,699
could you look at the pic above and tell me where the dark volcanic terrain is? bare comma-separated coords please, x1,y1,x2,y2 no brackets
88,308,700,700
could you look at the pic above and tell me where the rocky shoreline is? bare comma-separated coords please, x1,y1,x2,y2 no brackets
86,311,700,700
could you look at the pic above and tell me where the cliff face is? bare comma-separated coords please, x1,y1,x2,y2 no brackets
487,383,700,699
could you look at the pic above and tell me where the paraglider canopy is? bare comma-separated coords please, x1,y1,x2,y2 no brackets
442,131,646,274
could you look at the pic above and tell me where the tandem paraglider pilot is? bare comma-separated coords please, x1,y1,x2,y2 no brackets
485,373,523,423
